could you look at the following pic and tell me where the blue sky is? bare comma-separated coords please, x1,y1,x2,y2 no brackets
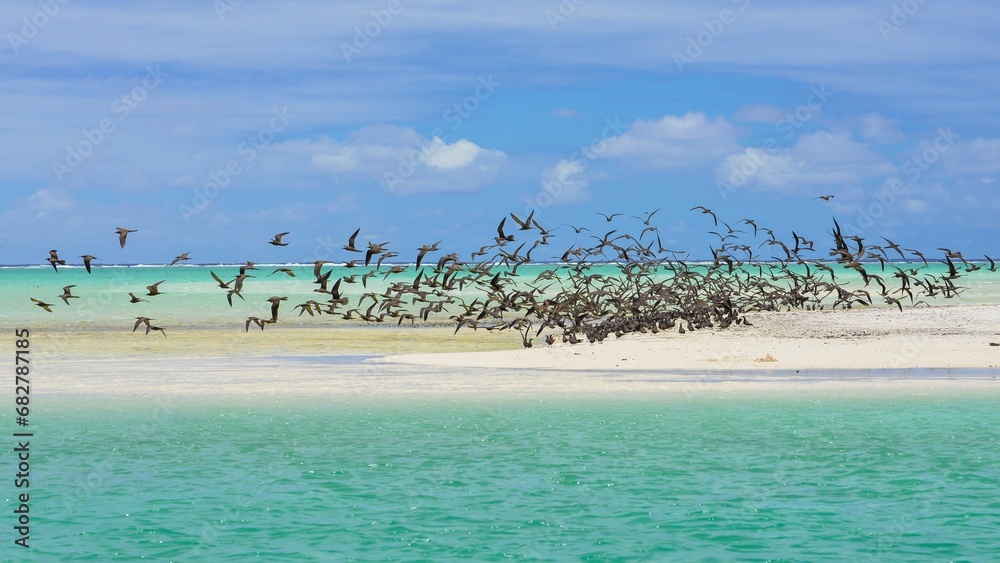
1,0,998,265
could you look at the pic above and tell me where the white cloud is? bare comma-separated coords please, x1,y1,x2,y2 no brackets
856,113,906,144
421,138,481,169
716,131,896,191
600,112,740,169
280,124,507,195
27,188,72,213
539,159,589,204
940,137,1000,175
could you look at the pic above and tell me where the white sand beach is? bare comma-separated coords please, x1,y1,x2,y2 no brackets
381,304,1000,371
23,305,1000,399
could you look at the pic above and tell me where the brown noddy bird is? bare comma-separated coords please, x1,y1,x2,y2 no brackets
31,298,55,312
116,227,137,249
269,232,290,246
81,255,99,274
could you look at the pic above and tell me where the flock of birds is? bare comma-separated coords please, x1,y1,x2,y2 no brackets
28,208,997,347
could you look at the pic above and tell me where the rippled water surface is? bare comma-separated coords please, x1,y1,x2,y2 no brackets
6,395,999,560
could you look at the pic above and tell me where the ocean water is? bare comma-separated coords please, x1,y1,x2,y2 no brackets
5,393,999,560
3,262,999,328
2,265,999,560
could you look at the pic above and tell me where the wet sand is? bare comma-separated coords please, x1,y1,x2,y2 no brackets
15,305,1000,398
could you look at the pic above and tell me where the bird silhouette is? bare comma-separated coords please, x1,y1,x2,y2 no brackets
116,227,137,249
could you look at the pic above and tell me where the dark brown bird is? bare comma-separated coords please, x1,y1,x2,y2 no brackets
415,242,441,269
365,241,389,267
246,317,266,332
269,232,290,246
232,273,253,292
145,325,167,338
133,317,153,332
59,285,78,305
271,268,296,277
210,271,232,288
146,280,166,296
80,254,99,274
168,252,191,267
31,298,55,312
814,195,835,201
510,210,535,230
343,228,362,253
631,208,661,225
226,289,244,307
495,217,515,243
690,206,717,226
266,296,288,322
46,250,66,272
128,292,148,304
116,227,137,249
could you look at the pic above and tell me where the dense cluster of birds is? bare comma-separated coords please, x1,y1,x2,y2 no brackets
29,208,997,347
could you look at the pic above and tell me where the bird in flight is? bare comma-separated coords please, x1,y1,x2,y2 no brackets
690,206,718,226
415,241,441,269
631,208,661,225
116,227,137,249
365,241,390,267
343,228,362,253
168,252,191,267
145,325,167,338
80,254,99,274
146,280,166,296
266,296,288,322
31,298,55,312
269,232,290,246
59,285,79,305
210,271,232,288
495,217,515,243
47,250,66,272
598,212,622,222
814,195,835,201
509,210,535,231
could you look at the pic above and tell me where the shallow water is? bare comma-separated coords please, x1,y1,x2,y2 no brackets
6,390,999,560
3,263,1000,560
4,263,999,328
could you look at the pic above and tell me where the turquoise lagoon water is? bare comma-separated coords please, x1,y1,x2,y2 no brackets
3,262,999,328
2,391,998,560
1,264,999,560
